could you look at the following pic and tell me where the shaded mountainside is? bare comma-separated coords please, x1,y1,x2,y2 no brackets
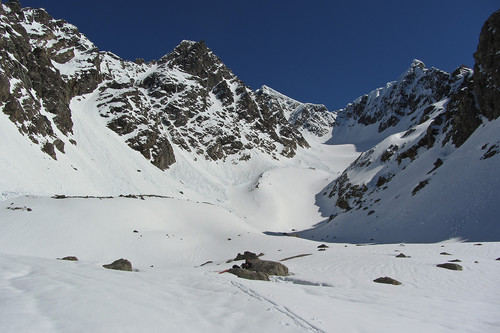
307,9,500,243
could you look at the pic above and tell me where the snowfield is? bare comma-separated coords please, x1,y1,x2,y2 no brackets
1,4,500,332
0,196,499,333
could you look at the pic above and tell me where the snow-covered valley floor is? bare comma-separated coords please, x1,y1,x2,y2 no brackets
0,196,499,333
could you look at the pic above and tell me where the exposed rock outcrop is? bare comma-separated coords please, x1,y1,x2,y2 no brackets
228,258,289,281
103,258,133,271
473,9,500,121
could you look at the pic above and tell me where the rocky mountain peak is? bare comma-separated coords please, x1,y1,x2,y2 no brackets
408,59,425,71
5,0,21,13
312,9,500,243
0,3,318,169
160,39,231,90
329,58,470,150
473,9,500,121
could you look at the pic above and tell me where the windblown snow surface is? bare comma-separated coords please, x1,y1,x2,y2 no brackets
0,196,499,333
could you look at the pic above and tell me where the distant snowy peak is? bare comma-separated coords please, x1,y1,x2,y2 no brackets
328,58,473,149
257,85,336,138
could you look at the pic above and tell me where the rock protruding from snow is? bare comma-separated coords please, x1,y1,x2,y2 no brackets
58,256,79,261
436,263,463,271
373,277,402,285
103,258,133,272
234,251,259,261
228,258,289,281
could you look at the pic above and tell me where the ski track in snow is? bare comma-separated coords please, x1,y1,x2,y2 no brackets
230,280,325,333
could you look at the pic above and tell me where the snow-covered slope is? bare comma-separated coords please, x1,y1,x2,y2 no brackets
1,3,500,332
309,9,500,243
1,196,499,333
1,3,499,243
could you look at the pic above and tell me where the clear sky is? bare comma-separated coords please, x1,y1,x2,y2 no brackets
19,0,499,110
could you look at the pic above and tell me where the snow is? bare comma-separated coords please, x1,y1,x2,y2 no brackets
0,196,499,333
1,6,499,331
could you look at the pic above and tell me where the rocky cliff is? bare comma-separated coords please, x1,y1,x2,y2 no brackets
0,1,323,170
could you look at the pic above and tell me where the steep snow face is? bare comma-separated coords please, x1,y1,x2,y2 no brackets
311,115,500,243
329,60,472,151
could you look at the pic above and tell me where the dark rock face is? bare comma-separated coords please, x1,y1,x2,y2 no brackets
0,4,102,159
103,258,133,271
443,10,500,148
373,276,401,285
436,263,463,271
473,10,500,121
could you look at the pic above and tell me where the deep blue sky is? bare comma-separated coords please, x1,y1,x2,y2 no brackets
20,1,499,110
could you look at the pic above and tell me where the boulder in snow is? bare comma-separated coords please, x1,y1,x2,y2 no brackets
373,277,402,285
436,263,463,271
103,259,133,271
58,256,79,261
228,268,270,281
234,251,259,261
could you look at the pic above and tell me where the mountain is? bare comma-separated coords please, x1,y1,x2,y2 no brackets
327,60,472,151
1,4,500,331
1,1,499,243
0,1,334,200
257,85,336,139
0,1,330,168
308,10,500,243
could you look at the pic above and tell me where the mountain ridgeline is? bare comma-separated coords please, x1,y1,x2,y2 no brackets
311,9,500,243
1,0,499,242
0,1,331,169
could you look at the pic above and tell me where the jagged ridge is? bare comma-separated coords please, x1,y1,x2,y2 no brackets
0,3,328,170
